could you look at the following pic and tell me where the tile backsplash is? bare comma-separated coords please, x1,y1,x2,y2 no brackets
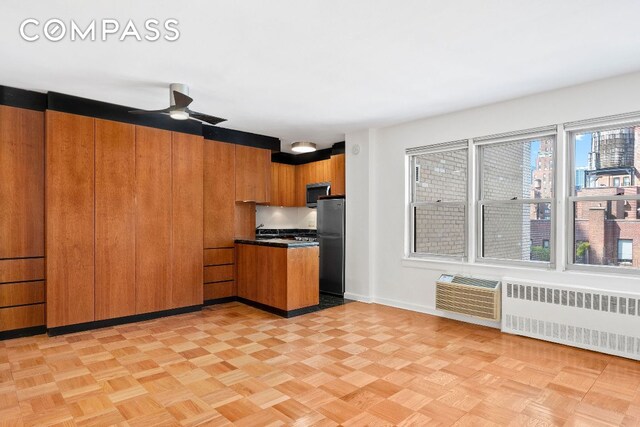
256,206,317,229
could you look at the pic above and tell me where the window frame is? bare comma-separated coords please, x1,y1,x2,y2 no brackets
475,131,557,268
618,239,633,264
408,141,469,261
565,116,640,275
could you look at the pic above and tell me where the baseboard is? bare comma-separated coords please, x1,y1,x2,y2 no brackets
373,296,501,329
344,292,373,303
203,296,238,306
236,297,320,318
47,305,203,336
0,325,47,340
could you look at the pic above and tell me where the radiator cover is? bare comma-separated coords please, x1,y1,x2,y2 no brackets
502,278,640,360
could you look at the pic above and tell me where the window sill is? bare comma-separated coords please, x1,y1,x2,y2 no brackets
402,256,640,281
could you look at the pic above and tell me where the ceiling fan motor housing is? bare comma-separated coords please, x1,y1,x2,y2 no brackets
169,83,189,107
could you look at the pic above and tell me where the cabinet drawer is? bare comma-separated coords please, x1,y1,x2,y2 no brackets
0,303,45,331
204,248,234,266
0,258,44,284
204,281,236,300
0,281,45,307
204,265,234,283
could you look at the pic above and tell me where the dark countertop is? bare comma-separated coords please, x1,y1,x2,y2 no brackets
235,238,319,248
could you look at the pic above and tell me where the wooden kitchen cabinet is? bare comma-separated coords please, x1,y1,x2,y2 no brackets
0,105,45,334
293,159,333,207
204,140,236,248
270,162,296,207
135,126,173,314
94,119,136,320
46,111,96,328
236,243,319,312
330,154,345,195
0,105,44,259
171,132,204,308
235,145,271,203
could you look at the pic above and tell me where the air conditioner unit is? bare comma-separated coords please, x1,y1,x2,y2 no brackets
435,274,501,321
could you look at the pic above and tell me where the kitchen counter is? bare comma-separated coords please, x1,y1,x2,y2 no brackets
235,238,319,248
235,241,319,317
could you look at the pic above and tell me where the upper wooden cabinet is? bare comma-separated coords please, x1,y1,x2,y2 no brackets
204,140,236,248
270,162,296,207
291,156,343,207
235,145,271,203
0,105,44,259
46,111,96,328
330,154,346,195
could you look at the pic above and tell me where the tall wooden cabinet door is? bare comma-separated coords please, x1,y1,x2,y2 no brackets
95,119,136,320
0,106,44,258
256,147,271,204
204,141,236,247
270,162,280,206
235,145,257,202
331,154,345,195
280,163,296,207
295,163,309,207
135,126,172,314
45,111,95,327
172,132,203,307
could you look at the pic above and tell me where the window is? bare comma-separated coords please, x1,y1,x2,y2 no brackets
477,134,555,265
409,142,467,258
618,239,633,264
569,124,640,270
542,239,550,249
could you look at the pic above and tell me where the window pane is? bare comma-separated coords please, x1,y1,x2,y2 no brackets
573,127,636,192
414,204,465,256
574,201,639,268
481,137,554,200
414,149,467,202
482,203,551,262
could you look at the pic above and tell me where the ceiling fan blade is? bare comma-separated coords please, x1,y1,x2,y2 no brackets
173,91,193,109
129,107,171,114
186,110,227,126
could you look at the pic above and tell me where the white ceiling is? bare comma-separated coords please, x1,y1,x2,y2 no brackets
2,1,640,153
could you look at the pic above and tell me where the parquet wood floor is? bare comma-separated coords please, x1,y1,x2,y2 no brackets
1,302,639,426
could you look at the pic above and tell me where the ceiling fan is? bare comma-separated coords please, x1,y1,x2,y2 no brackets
129,83,226,126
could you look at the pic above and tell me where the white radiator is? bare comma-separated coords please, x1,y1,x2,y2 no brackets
502,278,640,360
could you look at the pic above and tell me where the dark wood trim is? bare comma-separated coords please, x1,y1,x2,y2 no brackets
0,86,47,111
47,305,202,336
272,148,332,165
331,141,345,155
47,92,203,135
203,296,320,317
203,296,238,306
236,297,320,318
202,125,280,151
272,142,344,165
0,325,46,341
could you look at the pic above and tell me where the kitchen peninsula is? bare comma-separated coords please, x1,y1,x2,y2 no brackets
235,239,319,317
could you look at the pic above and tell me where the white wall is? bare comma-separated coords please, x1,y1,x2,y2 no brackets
256,206,317,229
346,71,640,327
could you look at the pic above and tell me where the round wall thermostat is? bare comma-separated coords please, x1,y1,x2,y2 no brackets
351,144,360,155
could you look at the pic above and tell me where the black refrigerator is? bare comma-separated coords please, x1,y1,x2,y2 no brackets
317,196,345,296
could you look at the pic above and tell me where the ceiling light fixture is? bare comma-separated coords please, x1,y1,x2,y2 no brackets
291,141,316,153
169,109,189,120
